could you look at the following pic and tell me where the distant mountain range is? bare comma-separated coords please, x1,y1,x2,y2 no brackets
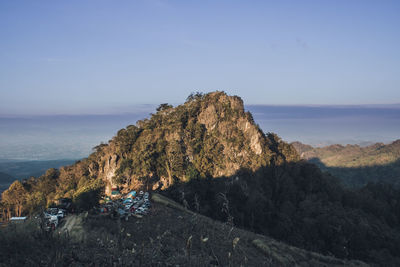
292,140,400,187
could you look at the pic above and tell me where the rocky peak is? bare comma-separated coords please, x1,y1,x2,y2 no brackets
90,91,300,194
14,91,298,199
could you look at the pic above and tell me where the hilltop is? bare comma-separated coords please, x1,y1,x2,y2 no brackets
292,140,400,187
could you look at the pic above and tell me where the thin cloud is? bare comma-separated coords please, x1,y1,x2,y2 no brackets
296,37,308,49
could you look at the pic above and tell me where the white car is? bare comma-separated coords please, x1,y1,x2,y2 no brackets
56,210,65,219
135,207,148,215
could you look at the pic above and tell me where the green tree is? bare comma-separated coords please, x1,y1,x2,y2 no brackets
1,181,28,217
156,103,173,112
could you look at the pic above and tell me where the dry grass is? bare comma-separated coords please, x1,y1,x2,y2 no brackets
0,199,368,266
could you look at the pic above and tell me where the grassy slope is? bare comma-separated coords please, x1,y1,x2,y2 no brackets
293,140,400,168
292,140,400,187
0,196,367,266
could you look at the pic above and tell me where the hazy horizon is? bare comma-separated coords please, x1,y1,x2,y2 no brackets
1,102,400,117
1,103,399,161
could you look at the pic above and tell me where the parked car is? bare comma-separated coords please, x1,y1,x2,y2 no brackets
45,216,59,231
56,209,65,219
136,207,148,215
123,198,133,204
44,208,57,218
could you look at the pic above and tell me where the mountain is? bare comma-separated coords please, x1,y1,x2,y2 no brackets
26,91,296,201
2,91,400,265
292,140,400,187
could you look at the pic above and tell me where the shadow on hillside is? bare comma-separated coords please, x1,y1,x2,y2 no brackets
160,161,400,266
308,157,400,188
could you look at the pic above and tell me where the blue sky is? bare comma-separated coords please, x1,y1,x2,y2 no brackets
1,0,399,115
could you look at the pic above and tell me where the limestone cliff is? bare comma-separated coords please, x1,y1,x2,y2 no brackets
85,91,299,195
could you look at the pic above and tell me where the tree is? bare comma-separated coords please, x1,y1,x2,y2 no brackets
186,92,204,102
1,181,28,217
156,103,173,112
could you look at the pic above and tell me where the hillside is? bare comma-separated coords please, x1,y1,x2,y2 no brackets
2,92,400,265
0,195,367,266
292,140,400,187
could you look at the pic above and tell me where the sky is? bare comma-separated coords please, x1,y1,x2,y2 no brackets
1,0,400,115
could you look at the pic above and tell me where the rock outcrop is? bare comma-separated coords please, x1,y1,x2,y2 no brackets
86,91,299,195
